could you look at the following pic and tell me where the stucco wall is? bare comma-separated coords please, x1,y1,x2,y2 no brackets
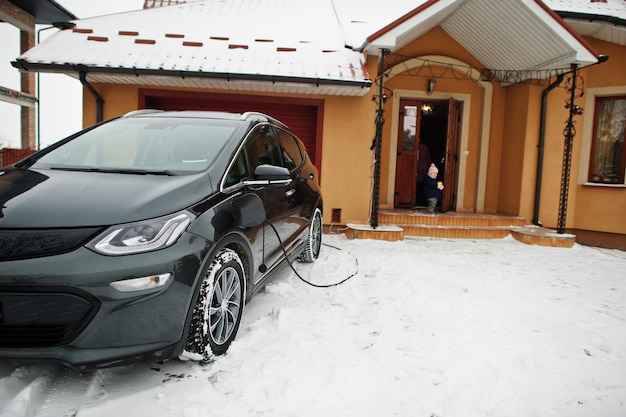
572,38,626,234
532,38,626,235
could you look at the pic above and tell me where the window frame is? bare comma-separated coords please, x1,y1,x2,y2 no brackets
276,128,304,172
588,95,626,185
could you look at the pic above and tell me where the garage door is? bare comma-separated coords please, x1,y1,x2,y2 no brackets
142,91,322,170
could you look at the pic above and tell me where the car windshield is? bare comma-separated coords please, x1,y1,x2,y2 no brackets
33,117,240,174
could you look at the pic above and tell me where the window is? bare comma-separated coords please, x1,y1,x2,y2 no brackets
224,152,249,188
244,125,282,170
277,129,303,171
589,97,626,184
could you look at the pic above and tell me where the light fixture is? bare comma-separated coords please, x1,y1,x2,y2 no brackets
421,104,433,114
427,79,436,95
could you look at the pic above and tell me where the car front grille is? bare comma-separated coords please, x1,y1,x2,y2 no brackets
0,325,71,348
0,227,102,261
0,289,100,348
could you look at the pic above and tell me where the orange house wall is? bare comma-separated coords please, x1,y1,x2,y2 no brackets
572,39,626,234
498,83,544,219
540,38,626,234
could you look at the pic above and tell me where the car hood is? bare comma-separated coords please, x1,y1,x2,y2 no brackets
0,168,215,228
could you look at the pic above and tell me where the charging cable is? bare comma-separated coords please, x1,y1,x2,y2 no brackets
264,219,358,288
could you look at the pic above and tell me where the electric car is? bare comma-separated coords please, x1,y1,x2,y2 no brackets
0,110,323,368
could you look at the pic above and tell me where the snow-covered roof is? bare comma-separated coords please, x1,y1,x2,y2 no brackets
15,0,373,96
12,0,618,94
545,0,626,46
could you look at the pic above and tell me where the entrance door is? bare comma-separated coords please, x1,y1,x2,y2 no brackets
442,98,460,212
394,98,461,211
394,100,420,208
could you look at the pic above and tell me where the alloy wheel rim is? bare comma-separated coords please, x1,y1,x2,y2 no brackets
209,266,241,344
311,212,322,256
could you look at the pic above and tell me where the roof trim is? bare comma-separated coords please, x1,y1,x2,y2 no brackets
531,0,600,62
11,60,373,94
7,0,77,24
556,10,626,28
366,0,439,45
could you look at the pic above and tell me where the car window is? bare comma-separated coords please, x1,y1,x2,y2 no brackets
224,152,250,188
277,129,304,171
244,125,283,171
34,118,239,174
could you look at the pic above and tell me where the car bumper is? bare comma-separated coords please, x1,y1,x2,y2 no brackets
0,233,212,368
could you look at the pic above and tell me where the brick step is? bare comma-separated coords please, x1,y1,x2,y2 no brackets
401,224,513,239
344,210,576,247
379,210,526,228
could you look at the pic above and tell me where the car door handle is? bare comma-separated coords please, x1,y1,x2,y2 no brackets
285,189,296,198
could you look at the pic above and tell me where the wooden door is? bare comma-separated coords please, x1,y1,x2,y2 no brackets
394,100,420,208
441,98,460,212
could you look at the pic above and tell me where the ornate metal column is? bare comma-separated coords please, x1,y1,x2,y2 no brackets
557,65,584,234
370,49,389,229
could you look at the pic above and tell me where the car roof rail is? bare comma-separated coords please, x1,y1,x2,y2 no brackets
122,109,164,118
240,111,269,121
240,111,289,129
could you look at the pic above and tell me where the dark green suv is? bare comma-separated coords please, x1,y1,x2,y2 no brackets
0,110,323,368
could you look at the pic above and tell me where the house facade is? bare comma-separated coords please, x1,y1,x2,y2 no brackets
12,0,626,242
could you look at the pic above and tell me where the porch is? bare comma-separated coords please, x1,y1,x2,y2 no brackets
342,210,576,248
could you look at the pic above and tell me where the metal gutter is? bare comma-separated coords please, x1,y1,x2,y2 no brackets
11,60,373,91
555,11,626,28
79,71,104,123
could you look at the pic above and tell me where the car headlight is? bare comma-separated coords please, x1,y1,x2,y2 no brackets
87,211,195,255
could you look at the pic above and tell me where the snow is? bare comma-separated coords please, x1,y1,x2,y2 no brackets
1,234,626,417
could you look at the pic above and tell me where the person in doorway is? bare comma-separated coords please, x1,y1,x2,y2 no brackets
424,163,444,215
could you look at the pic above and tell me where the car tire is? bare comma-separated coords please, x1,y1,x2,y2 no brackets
298,207,322,263
183,248,245,361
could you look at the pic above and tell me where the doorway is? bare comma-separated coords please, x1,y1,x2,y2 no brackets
394,98,461,211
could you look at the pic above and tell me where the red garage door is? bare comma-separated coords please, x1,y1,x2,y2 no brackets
140,90,323,171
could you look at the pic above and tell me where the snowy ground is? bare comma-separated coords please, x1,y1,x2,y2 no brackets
1,234,625,417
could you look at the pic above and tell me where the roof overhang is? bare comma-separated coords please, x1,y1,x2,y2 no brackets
363,0,600,81
5,0,76,24
558,12,626,46
11,60,373,97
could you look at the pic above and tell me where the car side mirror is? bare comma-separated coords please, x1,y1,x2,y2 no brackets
254,164,290,181
242,164,292,187
231,193,266,228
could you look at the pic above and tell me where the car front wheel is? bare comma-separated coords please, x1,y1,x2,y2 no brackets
298,207,322,263
182,248,245,361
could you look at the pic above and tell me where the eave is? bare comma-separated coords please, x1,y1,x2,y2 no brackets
11,60,373,97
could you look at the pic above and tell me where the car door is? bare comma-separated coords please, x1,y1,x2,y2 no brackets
242,125,298,278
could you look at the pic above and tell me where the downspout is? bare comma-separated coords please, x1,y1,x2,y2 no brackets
532,73,565,226
79,71,104,123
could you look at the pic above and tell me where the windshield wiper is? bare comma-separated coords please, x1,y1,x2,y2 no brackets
49,166,175,176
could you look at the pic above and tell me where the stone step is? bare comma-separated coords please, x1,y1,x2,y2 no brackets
342,210,576,247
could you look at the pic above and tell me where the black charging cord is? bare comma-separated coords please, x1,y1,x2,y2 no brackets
264,219,358,288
